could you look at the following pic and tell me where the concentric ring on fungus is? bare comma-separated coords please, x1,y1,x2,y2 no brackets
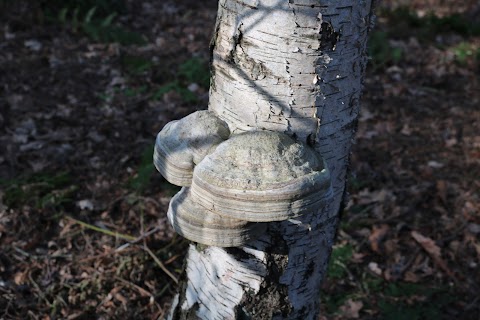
167,187,266,247
190,131,332,222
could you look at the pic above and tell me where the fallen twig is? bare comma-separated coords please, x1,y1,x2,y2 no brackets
143,245,178,284
115,226,161,252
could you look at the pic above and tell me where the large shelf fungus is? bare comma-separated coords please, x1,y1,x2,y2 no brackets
153,111,230,186
191,131,332,222
154,115,332,247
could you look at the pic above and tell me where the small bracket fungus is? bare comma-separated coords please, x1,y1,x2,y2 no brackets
153,111,230,186
168,187,267,247
190,131,331,222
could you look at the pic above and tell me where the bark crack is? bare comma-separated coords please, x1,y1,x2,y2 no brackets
231,26,270,81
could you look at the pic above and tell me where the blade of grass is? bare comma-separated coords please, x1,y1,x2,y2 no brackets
66,216,136,241
84,6,97,24
101,12,117,27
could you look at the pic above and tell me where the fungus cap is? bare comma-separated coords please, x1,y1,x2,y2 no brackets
190,131,332,222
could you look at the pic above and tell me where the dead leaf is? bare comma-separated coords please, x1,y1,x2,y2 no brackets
24,39,42,51
357,189,394,206
339,299,363,319
14,270,28,285
473,243,480,258
114,292,128,308
436,180,447,205
352,253,366,263
445,138,457,147
77,199,94,211
369,224,390,253
401,123,413,135
371,189,390,202
368,262,382,276
411,231,456,280
462,201,477,221
428,160,444,169
411,231,441,260
467,223,480,235
404,271,420,283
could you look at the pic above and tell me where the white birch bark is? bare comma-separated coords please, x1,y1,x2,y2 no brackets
168,0,374,319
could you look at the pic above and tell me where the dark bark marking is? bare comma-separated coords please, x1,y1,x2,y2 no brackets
306,133,316,147
318,22,340,52
306,260,315,276
232,0,258,10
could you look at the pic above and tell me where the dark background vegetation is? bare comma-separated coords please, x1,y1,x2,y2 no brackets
0,0,479,319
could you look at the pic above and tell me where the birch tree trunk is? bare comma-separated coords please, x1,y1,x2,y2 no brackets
168,0,374,319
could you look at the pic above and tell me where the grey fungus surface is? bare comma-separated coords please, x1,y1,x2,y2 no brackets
153,110,230,187
154,119,332,246
167,187,267,247
190,131,332,222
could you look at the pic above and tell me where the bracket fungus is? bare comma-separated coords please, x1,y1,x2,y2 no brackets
154,115,332,247
190,131,332,222
153,111,230,186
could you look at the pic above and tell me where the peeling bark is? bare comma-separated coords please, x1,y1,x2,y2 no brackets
168,0,374,319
